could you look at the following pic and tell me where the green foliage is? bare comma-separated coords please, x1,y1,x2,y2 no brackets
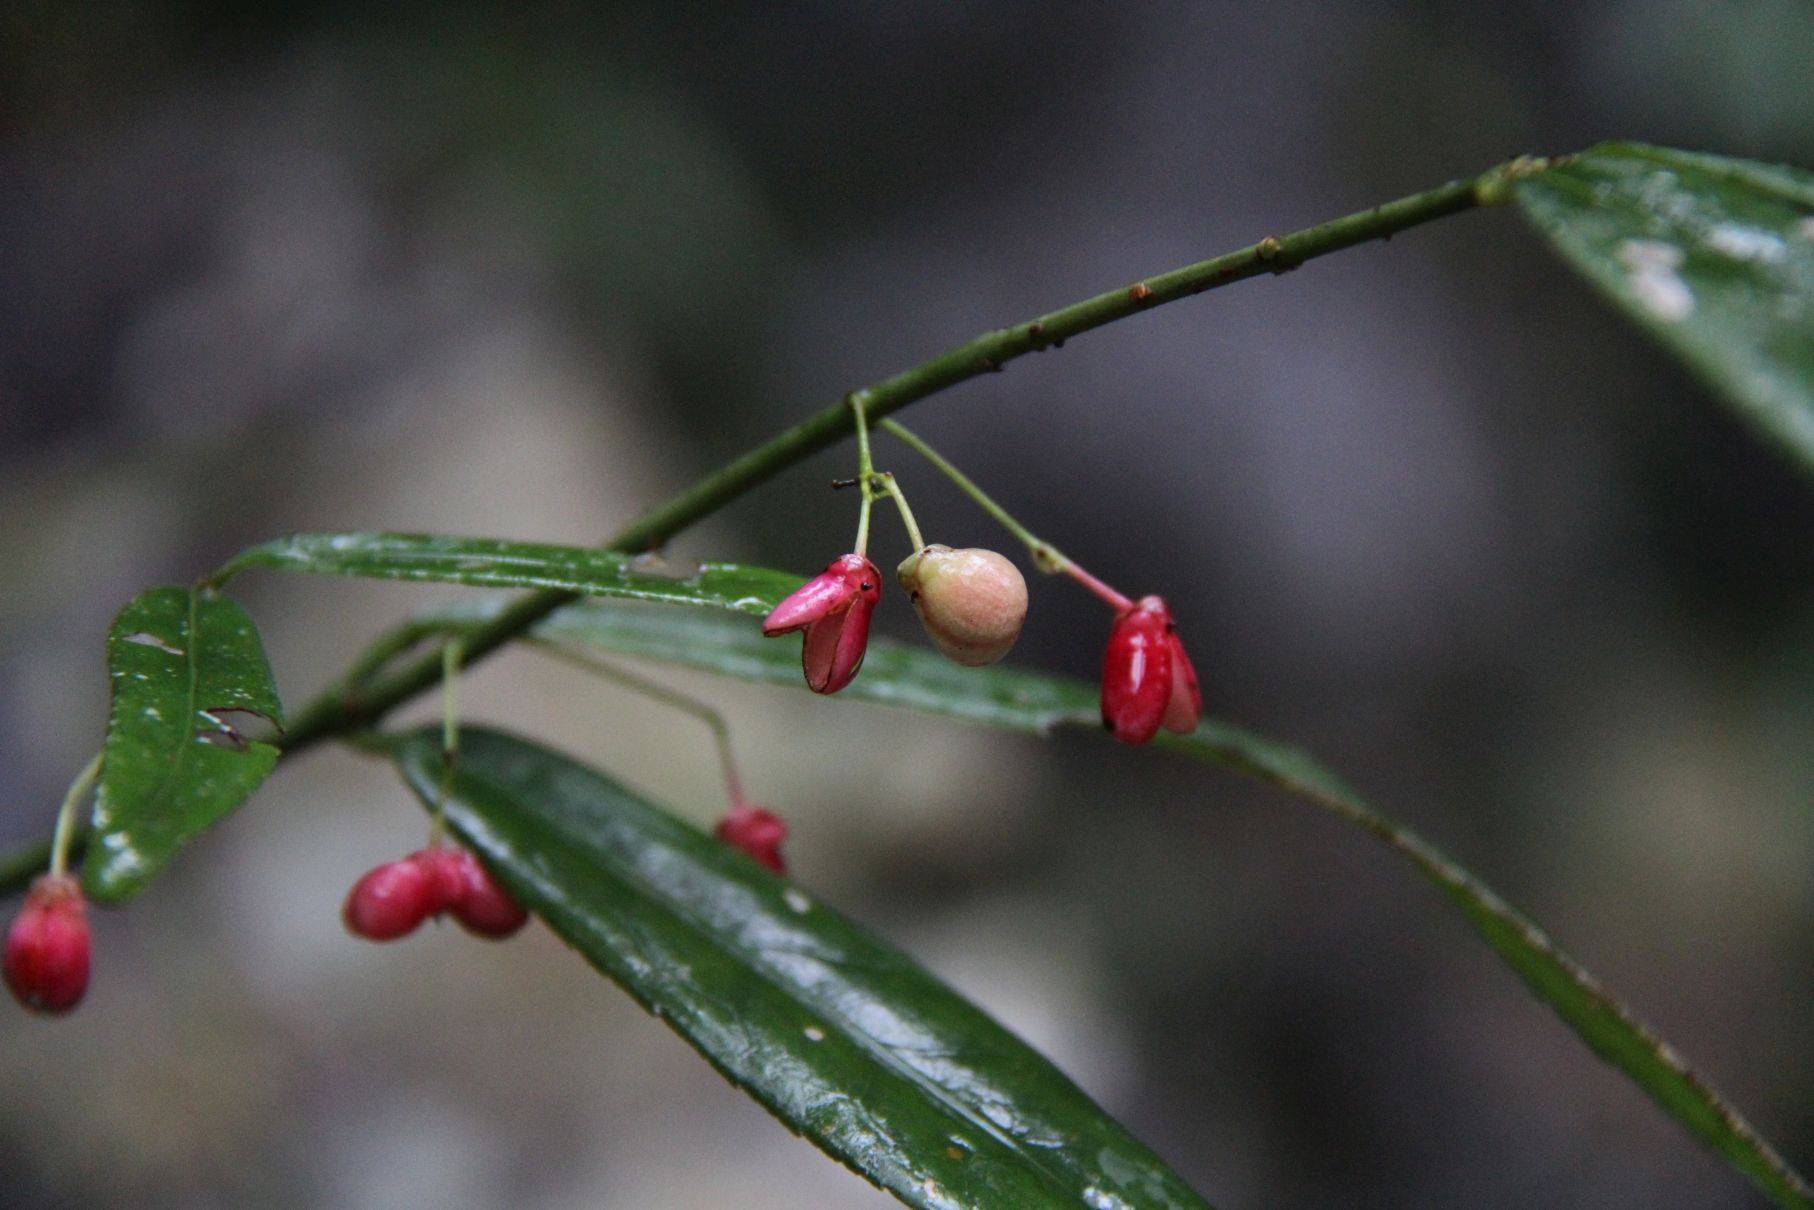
1516,143,1814,475
86,587,284,902
392,726,1212,1210
215,532,803,615
482,602,1812,1209
28,140,1814,1205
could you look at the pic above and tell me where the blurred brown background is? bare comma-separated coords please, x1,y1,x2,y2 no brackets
2,3,1811,1207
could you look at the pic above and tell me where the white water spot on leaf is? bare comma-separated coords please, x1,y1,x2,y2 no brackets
628,552,702,581
1082,1188,1134,1210
1616,239,1694,321
803,1025,825,1042
121,631,184,656
1703,223,1786,263
783,888,812,914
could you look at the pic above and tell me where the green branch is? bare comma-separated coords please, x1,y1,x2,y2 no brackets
272,157,1540,756
2,155,1546,896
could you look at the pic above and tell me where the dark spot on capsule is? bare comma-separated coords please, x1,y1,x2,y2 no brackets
860,582,873,591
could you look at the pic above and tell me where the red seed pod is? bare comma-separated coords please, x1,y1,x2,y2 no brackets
763,554,882,695
715,804,789,873
4,874,92,1015
408,846,469,915
445,850,529,939
1100,596,1177,745
342,858,436,941
1161,628,1202,736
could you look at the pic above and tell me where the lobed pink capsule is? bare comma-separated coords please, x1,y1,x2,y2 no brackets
5,874,92,1014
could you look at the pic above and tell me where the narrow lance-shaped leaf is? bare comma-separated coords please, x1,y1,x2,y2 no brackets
87,587,284,903
432,601,1809,1209
392,726,1213,1210
214,532,803,615
1515,142,1814,476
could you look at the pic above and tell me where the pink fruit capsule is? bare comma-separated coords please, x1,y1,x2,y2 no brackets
446,850,528,939
4,874,91,1015
342,858,436,941
897,544,1028,667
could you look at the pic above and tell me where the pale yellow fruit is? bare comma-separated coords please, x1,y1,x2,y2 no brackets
896,544,1028,666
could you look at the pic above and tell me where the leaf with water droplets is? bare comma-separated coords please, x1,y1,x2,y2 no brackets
459,601,1810,1208
391,726,1213,1210
215,532,802,615
1516,142,1814,475
86,587,284,902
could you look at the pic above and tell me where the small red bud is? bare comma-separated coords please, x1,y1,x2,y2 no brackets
343,858,436,941
445,850,529,939
715,804,788,873
5,875,92,1015
1101,595,1201,744
764,554,881,694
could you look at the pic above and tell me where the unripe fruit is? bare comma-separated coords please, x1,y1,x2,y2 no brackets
446,851,529,939
896,544,1028,667
343,858,436,941
4,874,91,1014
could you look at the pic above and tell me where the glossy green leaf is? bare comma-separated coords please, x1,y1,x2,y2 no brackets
392,726,1212,1210
215,532,803,615
1515,142,1814,474
87,587,284,902
450,600,1810,1208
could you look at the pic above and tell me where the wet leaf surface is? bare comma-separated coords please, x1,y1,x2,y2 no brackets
1517,142,1814,476
87,587,284,902
393,726,1212,1210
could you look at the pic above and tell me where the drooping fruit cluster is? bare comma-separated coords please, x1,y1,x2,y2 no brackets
764,415,1203,746
4,875,92,1015
343,845,527,942
715,804,789,873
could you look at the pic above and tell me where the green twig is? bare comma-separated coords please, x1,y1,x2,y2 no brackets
0,158,1530,898
272,164,1506,756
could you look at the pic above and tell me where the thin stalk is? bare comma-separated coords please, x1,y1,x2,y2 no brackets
49,754,102,880
432,639,465,845
531,640,747,806
872,473,925,551
880,419,1132,609
851,395,877,557
879,419,1053,564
